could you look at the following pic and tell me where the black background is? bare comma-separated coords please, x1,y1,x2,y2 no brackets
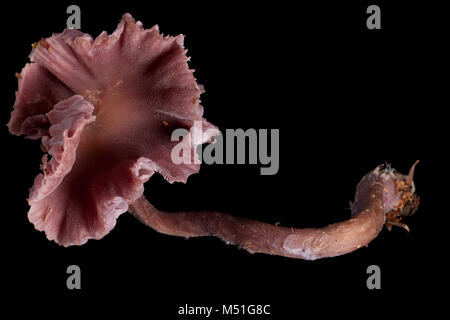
1,1,445,318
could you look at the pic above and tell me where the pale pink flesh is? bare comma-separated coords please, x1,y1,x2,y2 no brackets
9,14,216,246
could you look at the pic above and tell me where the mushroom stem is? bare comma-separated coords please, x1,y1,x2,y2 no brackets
128,163,419,260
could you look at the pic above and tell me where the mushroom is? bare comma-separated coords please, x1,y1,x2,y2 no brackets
8,14,420,260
